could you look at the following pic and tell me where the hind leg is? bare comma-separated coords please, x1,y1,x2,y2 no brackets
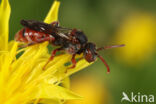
43,47,63,70
65,54,76,73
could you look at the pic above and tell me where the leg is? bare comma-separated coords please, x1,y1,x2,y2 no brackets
43,47,62,70
65,54,76,73
51,21,59,27
70,29,77,36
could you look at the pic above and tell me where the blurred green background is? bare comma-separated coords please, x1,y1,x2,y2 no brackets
7,0,156,104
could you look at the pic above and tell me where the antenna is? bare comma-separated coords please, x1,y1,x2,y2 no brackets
96,44,125,51
97,54,110,74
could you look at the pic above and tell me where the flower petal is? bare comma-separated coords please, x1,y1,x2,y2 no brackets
35,83,82,100
61,77,70,89
0,0,11,50
65,59,93,77
44,0,60,24
36,99,62,104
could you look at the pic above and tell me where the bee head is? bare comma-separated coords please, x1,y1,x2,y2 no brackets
83,42,97,62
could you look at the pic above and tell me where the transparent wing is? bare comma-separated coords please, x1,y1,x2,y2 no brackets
21,19,54,34
21,19,73,40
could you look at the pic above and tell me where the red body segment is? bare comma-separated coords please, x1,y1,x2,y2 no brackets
15,28,55,44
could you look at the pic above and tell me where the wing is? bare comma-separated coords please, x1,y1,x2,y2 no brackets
21,19,74,40
21,19,54,34
55,27,73,40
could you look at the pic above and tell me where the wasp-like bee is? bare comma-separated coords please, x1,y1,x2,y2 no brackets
15,20,124,73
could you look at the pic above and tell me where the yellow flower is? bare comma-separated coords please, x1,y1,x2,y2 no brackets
65,75,110,104
0,0,93,104
115,12,156,65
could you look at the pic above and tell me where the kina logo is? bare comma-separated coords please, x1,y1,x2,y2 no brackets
121,92,154,103
121,92,131,102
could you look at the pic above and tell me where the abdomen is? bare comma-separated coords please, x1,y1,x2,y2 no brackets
15,28,54,44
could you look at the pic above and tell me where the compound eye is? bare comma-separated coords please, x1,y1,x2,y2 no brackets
84,49,96,62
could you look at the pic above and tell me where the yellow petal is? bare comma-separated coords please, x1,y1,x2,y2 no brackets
50,58,93,81
35,83,82,100
0,0,11,50
0,41,92,103
36,99,62,104
65,59,93,77
61,77,70,89
44,0,60,24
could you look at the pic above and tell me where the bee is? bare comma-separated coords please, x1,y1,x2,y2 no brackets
15,20,124,73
